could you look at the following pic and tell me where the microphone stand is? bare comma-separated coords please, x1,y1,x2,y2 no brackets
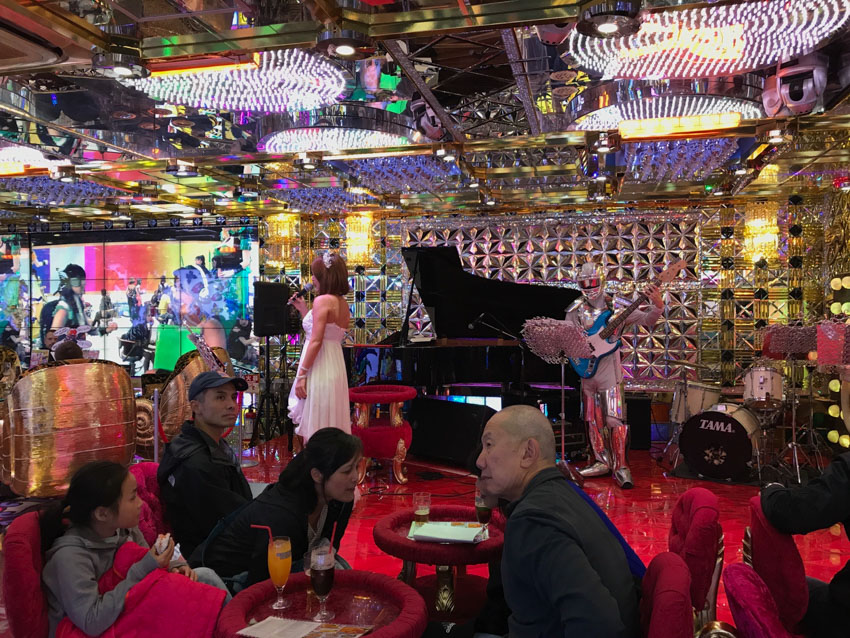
476,315,529,404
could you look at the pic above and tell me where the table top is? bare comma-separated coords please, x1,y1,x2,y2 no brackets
216,571,427,638
373,504,505,567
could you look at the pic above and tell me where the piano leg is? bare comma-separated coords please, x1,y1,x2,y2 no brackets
392,438,408,484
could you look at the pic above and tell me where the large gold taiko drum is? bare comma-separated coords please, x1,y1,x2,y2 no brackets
158,347,233,441
6,360,136,497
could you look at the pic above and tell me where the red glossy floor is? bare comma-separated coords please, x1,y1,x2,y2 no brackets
0,440,847,635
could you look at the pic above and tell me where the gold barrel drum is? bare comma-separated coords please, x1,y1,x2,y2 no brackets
5,360,136,497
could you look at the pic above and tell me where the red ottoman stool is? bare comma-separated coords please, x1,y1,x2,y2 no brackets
350,385,417,484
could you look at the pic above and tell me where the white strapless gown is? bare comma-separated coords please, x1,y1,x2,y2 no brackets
288,309,350,441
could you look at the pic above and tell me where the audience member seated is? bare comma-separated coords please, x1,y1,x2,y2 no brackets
761,450,850,638
40,461,230,638
157,371,251,558
191,428,361,590
53,340,84,361
476,405,640,638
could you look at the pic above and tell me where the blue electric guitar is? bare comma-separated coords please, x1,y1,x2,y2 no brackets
569,260,687,379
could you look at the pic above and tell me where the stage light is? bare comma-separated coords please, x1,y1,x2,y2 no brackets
830,379,841,393
565,0,850,79
597,22,619,35
124,49,350,113
768,129,787,144
618,111,743,139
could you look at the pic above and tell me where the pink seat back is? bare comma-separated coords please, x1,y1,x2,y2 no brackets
747,495,808,631
3,511,49,638
668,487,722,611
723,563,795,638
640,552,692,638
129,462,169,546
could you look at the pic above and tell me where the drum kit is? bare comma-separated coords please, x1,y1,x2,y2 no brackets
662,358,827,484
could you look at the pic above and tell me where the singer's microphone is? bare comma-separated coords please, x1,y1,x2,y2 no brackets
292,283,314,299
467,312,486,330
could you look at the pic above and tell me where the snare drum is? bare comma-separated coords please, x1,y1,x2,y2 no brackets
671,382,722,424
680,403,760,481
744,366,784,410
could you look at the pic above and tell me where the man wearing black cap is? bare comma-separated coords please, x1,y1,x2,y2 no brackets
157,371,252,558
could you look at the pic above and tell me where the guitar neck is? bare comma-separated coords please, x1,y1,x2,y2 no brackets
599,293,648,340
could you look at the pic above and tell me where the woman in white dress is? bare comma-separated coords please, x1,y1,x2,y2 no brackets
287,252,351,443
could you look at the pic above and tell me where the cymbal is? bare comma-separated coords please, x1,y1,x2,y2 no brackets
662,358,710,370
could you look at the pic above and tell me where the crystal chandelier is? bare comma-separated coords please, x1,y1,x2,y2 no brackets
124,50,351,113
259,106,415,154
743,201,780,264
265,213,300,269
345,213,374,265
566,77,764,130
565,0,850,79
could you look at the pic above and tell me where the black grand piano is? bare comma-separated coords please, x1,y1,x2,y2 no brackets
346,246,582,393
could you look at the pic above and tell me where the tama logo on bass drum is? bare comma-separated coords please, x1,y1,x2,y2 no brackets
698,419,734,433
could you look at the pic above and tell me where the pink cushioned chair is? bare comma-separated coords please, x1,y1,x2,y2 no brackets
129,462,170,546
723,563,796,638
3,510,49,638
668,487,723,625
746,495,808,633
640,552,693,638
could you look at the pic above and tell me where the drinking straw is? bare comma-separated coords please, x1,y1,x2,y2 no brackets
251,524,273,543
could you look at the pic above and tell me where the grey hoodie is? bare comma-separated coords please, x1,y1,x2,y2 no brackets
42,526,158,638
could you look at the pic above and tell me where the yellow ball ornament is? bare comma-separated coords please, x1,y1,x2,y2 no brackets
830,379,842,393
839,435,850,448
829,404,841,418
828,430,840,443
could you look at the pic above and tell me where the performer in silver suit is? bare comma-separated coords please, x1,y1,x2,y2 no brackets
566,262,664,489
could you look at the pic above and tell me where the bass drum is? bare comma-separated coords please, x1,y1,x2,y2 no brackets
679,403,760,481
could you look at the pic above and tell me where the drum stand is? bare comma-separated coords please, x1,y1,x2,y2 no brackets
775,359,815,484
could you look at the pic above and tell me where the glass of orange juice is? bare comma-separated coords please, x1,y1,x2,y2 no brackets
268,536,292,610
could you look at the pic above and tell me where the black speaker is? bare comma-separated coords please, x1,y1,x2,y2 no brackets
253,281,293,337
408,398,496,468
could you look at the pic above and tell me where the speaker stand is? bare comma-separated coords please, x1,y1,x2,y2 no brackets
254,335,282,443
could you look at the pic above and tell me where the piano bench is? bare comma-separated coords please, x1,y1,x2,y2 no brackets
349,384,418,429
353,416,413,485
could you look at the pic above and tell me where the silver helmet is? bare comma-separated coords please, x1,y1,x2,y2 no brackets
577,262,605,301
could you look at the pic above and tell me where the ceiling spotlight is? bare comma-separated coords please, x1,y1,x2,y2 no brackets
435,148,447,157
91,32,148,79
734,166,749,176
593,132,618,154
595,174,607,183
441,153,456,163
486,198,496,206
469,180,480,189
315,29,373,60
294,157,318,171
576,0,642,39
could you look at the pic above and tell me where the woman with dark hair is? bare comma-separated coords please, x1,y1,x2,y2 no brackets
50,264,89,331
191,428,362,589
40,461,230,638
287,252,351,443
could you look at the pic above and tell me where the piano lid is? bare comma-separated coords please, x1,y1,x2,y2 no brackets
403,246,580,340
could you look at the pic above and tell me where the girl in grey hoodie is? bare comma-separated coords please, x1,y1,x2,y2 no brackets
40,461,229,638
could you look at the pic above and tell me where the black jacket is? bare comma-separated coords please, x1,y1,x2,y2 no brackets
762,452,850,607
502,467,640,638
191,482,352,587
157,422,252,558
